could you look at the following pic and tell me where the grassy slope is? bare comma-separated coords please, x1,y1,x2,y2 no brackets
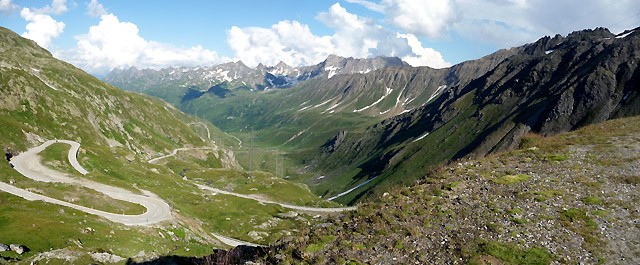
260,115,640,264
0,27,337,262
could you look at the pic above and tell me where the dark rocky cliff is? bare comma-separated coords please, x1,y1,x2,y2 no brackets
316,27,640,203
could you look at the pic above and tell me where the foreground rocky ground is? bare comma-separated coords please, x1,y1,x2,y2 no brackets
176,116,639,265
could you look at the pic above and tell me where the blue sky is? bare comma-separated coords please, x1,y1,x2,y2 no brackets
1,0,638,76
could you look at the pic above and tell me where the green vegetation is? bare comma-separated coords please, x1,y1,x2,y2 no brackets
0,27,343,262
533,189,563,202
493,174,532,184
582,196,603,205
186,168,339,207
471,241,552,265
444,181,459,190
39,142,75,174
591,210,608,217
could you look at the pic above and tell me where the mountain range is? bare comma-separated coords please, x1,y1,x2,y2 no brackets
105,27,640,204
311,27,640,203
1,24,639,264
0,26,341,263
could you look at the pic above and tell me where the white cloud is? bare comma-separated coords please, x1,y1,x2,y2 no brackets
345,0,385,12
58,13,231,75
50,0,68,15
20,8,65,48
0,0,18,12
352,0,640,47
228,3,450,68
347,0,461,38
398,33,450,68
86,0,106,17
35,0,68,15
382,0,460,38
227,20,333,68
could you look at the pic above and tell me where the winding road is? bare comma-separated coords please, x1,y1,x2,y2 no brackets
3,138,356,247
5,140,172,226
147,147,214,163
195,184,356,213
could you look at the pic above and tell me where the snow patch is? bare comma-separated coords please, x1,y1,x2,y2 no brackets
353,87,393,113
395,84,407,107
300,98,337,112
427,85,447,103
33,73,59,91
325,66,341,79
617,31,634,39
322,101,342,114
411,132,429,143
31,68,40,72
545,50,554,55
328,177,377,201
313,97,336,108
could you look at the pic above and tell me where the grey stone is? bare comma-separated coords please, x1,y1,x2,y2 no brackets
9,244,25,254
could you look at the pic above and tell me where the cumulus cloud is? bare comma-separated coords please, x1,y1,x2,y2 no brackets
228,20,333,68
352,0,640,47
20,8,65,48
0,0,18,12
382,0,460,38
398,33,450,68
228,3,450,68
347,0,461,38
36,0,69,15
58,13,230,75
86,0,106,17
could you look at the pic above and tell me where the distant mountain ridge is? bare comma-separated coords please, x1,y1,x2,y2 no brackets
104,55,408,103
313,27,640,203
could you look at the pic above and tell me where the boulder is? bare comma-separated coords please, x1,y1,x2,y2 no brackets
9,244,26,254
0,243,9,252
277,211,298,218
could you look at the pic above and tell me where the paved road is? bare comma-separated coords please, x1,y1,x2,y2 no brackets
189,122,212,142
6,140,172,226
195,183,356,213
210,232,264,247
327,176,377,201
147,147,214,163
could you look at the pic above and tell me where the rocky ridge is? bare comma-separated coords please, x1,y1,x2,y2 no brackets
313,27,640,203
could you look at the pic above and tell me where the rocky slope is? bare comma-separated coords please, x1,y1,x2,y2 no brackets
314,27,640,203
180,115,640,265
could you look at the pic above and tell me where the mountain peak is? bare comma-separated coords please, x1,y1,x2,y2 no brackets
275,61,291,69
324,54,346,64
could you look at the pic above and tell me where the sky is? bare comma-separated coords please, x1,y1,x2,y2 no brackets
1,0,638,77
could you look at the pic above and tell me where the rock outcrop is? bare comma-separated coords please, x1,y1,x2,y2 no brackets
9,244,27,254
